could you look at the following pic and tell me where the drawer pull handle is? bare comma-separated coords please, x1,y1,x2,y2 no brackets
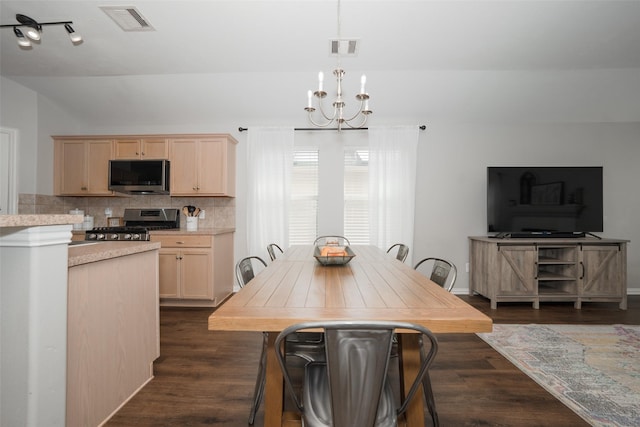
176,241,185,244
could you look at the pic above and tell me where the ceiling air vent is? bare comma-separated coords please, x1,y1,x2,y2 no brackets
100,6,155,31
330,39,359,56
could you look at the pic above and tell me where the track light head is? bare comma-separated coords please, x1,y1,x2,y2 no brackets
16,14,41,40
64,23,82,43
13,27,32,47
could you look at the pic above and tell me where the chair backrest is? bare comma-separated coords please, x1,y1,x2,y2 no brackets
275,321,438,427
266,243,283,261
235,256,267,288
414,257,458,292
313,235,351,246
387,243,409,262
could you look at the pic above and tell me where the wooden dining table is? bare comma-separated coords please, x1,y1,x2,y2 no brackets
208,245,493,426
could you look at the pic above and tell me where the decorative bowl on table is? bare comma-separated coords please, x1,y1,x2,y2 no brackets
313,245,356,265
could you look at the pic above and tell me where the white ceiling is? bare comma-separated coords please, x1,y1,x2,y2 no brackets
2,0,640,128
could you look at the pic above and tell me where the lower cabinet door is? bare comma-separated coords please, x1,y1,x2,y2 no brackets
158,250,180,298
180,250,214,299
496,245,537,295
581,245,623,297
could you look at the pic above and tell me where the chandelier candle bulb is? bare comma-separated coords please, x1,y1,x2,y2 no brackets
360,75,366,93
307,90,313,108
318,72,324,92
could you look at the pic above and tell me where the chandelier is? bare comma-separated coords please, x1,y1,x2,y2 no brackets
304,0,371,131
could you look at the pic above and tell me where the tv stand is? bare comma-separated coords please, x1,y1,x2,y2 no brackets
469,236,628,310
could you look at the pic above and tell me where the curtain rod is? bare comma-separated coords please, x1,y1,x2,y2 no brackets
238,125,426,132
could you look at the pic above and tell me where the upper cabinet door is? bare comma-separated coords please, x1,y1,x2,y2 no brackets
54,139,114,196
169,135,236,197
114,138,168,159
169,138,200,195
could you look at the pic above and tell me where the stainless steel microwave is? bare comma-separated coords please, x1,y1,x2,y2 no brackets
108,159,170,194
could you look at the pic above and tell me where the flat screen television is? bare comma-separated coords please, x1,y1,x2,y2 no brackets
487,166,603,237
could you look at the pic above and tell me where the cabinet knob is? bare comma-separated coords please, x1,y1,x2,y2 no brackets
136,152,139,155
81,186,87,190
141,152,145,156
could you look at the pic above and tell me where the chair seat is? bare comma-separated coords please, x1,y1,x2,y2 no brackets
303,362,397,427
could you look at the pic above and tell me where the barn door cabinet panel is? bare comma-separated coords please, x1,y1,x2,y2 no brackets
578,243,627,309
114,138,168,159
151,231,234,307
168,135,237,196
469,236,628,310
53,138,114,196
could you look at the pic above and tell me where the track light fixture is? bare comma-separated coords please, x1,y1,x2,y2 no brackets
1,13,82,47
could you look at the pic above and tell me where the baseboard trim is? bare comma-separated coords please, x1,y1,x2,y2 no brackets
456,287,640,296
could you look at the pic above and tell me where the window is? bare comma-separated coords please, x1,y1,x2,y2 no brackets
289,146,370,245
344,148,369,244
289,150,318,244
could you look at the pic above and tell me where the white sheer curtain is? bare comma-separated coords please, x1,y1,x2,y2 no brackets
368,126,419,256
246,127,294,259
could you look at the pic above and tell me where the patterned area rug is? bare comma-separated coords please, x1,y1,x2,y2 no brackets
477,324,640,427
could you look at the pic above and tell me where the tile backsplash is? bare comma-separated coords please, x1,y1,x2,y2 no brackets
19,193,235,229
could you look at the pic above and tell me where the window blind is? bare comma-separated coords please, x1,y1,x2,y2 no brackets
289,150,319,244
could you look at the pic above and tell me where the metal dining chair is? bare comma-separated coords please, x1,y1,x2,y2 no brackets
235,256,324,425
414,257,458,292
266,243,283,261
275,320,439,427
387,243,409,262
313,235,351,246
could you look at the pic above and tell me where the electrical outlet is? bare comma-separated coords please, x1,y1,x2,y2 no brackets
198,209,205,219
465,262,469,273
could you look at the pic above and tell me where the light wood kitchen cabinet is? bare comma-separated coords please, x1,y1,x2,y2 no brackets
53,138,114,196
168,135,237,196
114,138,168,159
469,236,628,310
152,231,234,306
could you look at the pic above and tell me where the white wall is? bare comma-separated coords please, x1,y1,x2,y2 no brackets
0,77,38,194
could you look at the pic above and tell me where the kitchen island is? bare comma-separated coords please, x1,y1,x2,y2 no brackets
67,240,161,427
1,214,161,427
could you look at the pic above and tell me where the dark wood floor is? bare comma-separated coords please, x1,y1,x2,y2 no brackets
106,295,639,427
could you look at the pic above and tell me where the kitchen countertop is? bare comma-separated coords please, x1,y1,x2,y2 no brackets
68,241,161,267
0,214,83,228
71,227,235,237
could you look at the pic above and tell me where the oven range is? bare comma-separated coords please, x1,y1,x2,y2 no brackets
85,208,180,241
